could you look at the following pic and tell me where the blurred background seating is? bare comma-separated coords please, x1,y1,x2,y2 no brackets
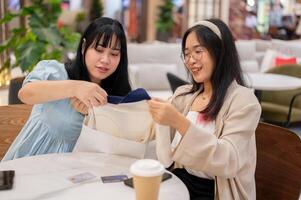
261,64,301,127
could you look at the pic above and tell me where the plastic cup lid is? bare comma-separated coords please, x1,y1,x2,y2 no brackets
130,159,165,177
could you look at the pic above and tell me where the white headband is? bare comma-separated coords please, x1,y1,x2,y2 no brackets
192,20,222,39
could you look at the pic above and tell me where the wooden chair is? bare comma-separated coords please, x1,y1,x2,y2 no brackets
255,122,301,200
0,104,32,160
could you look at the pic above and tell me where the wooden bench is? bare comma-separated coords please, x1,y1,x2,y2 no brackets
0,104,32,160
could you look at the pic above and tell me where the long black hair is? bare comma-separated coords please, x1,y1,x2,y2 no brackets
181,18,245,120
65,17,131,96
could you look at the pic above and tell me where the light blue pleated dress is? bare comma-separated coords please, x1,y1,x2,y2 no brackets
2,60,84,161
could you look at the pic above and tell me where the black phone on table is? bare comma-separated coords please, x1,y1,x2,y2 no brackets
123,172,172,188
0,170,15,190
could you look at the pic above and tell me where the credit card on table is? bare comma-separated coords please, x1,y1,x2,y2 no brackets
101,175,128,183
68,172,97,184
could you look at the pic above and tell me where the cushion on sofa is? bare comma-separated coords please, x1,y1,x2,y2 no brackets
235,40,260,72
275,57,297,66
240,60,260,72
271,39,301,57
127,43,182,64
260,49,278,72
235,40,257,60
129,63,178,90
254,39,272,52
260,49,301,72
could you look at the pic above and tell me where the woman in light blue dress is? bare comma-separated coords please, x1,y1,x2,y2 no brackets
2,17,131,161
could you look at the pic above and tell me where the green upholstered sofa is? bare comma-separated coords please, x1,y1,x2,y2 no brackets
261,64,301,126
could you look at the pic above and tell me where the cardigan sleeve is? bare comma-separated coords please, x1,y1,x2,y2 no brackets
155,85,193,167
172,88,261,178
155,124,173,167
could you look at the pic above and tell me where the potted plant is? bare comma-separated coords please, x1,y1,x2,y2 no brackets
156,0,174,41
0,0,80,104
75,0,104,34
89,0,104,21
75,11,87,34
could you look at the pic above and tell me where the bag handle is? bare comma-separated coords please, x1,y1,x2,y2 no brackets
83,107,97,129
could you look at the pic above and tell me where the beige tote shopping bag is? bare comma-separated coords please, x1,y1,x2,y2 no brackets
73,100,156,159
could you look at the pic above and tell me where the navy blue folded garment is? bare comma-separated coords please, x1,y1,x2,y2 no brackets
107,88,151,104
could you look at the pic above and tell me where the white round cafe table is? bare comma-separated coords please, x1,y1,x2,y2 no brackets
244,73,301,91
0,152,189,200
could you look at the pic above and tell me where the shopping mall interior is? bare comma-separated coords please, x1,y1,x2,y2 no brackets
0,1,300,200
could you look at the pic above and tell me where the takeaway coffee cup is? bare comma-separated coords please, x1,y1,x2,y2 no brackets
130,159,165,200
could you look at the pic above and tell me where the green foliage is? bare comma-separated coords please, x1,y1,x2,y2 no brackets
89,0,104,22
75,12,86,23
0,0,80,73
156,0,174,33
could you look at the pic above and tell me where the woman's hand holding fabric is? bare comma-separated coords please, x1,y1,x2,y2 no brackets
73,81,107,108
147,98,190,135
70,97,88,115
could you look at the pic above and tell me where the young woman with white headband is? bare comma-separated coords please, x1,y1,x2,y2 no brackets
148,19,261,199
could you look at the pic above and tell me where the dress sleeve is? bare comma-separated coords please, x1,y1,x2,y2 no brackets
23,60,68,86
